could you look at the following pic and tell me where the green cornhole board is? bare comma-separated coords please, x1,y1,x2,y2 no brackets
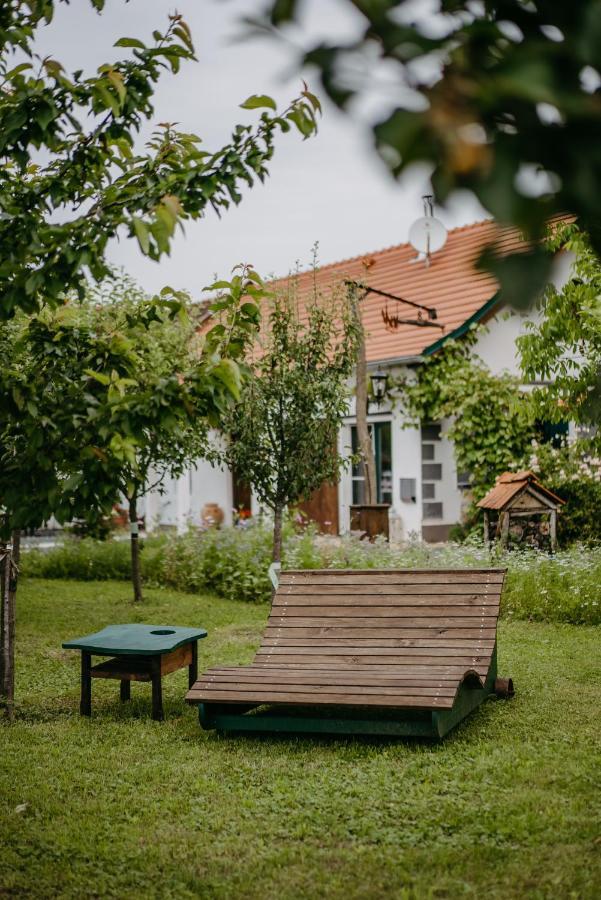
63,624,207,721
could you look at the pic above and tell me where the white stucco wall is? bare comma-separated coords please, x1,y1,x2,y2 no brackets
390,409,422,540
142,455,232,532
435,417,463,528
473,250,573,378
472,309,537,377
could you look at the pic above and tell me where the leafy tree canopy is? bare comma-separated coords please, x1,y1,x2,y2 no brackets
255,1,601,301
0,1,320,318
518,222,601,443
0,269,265,536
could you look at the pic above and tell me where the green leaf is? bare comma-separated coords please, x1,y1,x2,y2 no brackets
94,82,120,117
114,37,146,49
240,94,277,111
132,218,150,255
302,89,322,114
85,369,111,386
204,281,232,292
107,70,126,105
212,359,242,399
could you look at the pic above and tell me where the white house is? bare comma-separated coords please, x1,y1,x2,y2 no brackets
141,218,571,541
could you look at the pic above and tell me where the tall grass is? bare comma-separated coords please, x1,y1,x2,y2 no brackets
20,522,601,624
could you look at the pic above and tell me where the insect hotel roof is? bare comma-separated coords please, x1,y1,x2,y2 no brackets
477,471,565,514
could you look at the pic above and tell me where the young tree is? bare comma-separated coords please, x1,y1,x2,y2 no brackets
518,222,601,445
223,279,359,575
255,2,601,301
0,271,265,602
0,270,266,711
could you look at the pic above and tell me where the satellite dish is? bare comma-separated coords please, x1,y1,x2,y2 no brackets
408,216,448,255
408,196,448,264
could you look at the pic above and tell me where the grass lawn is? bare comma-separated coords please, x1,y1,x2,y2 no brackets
1,579,600,900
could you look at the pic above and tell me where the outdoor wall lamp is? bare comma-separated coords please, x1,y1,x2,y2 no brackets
369,369,389,407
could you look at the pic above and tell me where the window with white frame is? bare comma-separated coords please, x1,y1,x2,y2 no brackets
350,422,393,505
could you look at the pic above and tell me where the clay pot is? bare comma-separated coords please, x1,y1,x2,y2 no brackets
201,502,224,528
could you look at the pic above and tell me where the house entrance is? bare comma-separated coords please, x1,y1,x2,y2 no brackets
350,422,392,504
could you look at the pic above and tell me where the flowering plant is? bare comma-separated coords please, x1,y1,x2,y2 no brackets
518,435,601,544
524,435,601,487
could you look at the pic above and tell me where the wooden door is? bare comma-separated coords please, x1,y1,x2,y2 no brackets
232,468,252,519
298,481,339,535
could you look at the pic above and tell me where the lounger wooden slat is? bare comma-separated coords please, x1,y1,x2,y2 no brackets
192,671,465,686
273,607,499,618
274,594,501,605
263,627,497,639
262,638,496,649
279,570,505,584
278,585,501,596
186,568,512,738
268,616,496,628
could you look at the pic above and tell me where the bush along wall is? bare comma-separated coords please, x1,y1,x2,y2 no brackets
20,521,601,625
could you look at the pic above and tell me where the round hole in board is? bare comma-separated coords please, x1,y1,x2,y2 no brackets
150,629,176,635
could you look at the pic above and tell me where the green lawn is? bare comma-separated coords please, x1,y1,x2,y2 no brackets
1,579,600,900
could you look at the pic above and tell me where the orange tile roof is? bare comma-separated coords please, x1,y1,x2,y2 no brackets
268,218,531,363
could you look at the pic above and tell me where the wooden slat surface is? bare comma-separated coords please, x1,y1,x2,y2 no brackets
267,616,496,628
250,663,489,676
280,570,505,583
273,588,501,608
186,568,504,712
255,656,488,670
258,646,489,659
195,679,456,697
186,688,455,709
202,667,472,686
262,638,495,649
277,584,501,596
273,605,499,617
263,626,496,639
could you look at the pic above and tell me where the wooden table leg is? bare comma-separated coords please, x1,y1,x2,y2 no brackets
189,641,198,690
80,651,92,716
151,657,163,722
120,680,131,702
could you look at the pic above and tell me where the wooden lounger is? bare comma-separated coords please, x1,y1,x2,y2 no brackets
186,568,514,739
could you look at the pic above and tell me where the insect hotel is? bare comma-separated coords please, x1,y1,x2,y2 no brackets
477,471,564,552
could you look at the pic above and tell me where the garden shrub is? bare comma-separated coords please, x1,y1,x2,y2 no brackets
22,535,167,582
157,522,275,602
523,438,601,546
20,521,601,624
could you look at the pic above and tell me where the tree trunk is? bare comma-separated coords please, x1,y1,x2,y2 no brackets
272,504,283,565
271,504,284,602
1,529,20,721
350,287,377,505
129,497,143,603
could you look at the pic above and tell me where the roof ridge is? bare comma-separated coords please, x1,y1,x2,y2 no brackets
273,218,499,283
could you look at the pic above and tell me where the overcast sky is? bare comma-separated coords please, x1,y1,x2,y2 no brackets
38,0,488,297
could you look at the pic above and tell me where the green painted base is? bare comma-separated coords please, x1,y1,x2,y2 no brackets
196,648,499,741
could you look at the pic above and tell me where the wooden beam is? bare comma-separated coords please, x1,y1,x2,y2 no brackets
550,509,558,552
499,512,510,548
